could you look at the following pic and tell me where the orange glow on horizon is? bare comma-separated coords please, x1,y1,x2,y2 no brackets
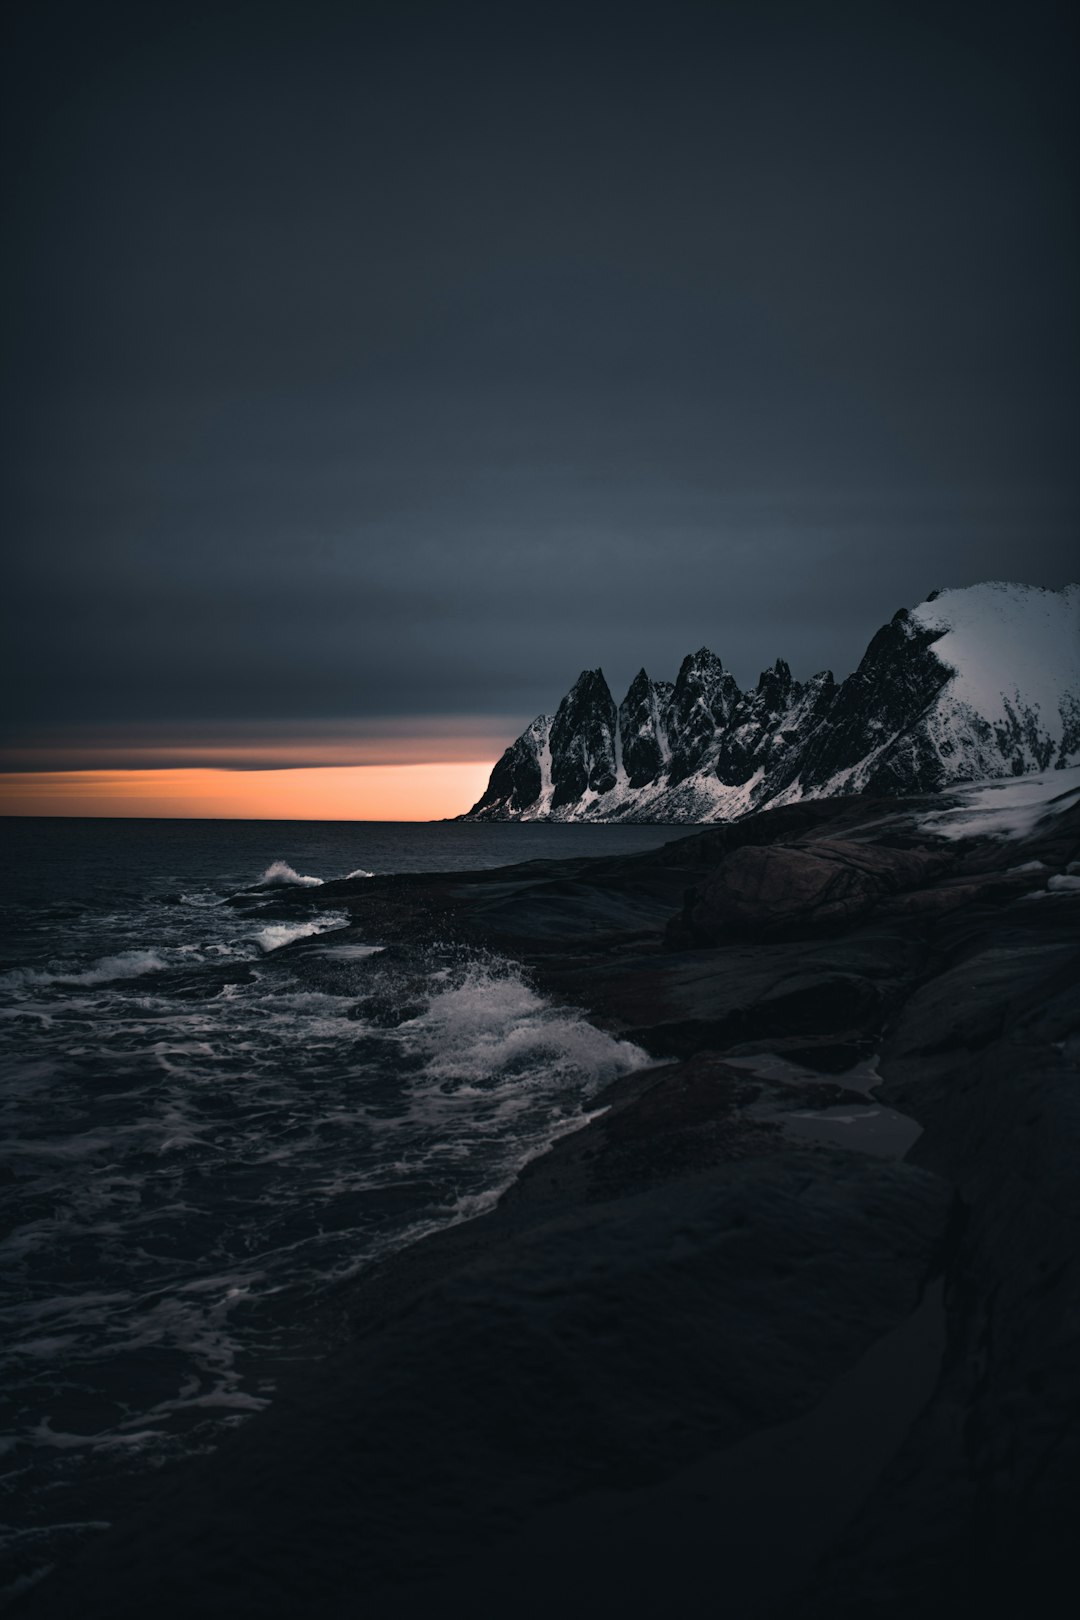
0,763,497,821
1,726,513,772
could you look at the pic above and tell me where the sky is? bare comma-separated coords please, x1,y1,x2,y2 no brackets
2,0,1077,817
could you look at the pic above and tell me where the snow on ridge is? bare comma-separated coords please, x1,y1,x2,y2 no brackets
512,715,555,820
915,763,1080,843
912,581,1080,746
461,581,1080,823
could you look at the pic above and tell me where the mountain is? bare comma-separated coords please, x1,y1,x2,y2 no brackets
461,582,1080,822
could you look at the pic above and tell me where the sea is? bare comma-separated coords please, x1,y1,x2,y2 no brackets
0,817,677,1602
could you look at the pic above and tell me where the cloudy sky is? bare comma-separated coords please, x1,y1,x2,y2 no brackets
2,0,1076,813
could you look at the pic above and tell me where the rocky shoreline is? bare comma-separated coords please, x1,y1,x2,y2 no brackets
16,780,1080,1618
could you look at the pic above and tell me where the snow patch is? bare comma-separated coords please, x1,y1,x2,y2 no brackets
914,765,1080,842
462,581,1079,825
912,581,1080,764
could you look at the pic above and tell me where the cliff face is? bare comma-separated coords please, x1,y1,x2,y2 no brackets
464,713,553,819
462,582,1080,822
549,668,618,809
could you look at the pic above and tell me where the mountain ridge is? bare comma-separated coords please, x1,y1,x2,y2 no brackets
461,581,1080,822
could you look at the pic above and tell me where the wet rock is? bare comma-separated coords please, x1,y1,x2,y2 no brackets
723,1034,876,1072
783,898,1080,1617
540,925,923,1060
19,1152,952,1620
498,1051,784,1208
677,839,948,941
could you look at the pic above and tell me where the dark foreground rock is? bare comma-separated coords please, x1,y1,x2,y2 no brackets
676,838,949,939
14,1150,953,1620
16,785,1080,1619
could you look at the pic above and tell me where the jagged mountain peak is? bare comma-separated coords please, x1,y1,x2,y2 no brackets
461,581,1080,823
565,666,612,695
665,646,741,786
618,668,673,788
549,668,618,810
675,646,728,679
753,658,796,708
465,711,552,819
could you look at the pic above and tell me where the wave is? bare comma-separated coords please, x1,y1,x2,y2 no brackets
254,914,349,953
1,949,172,991
345,869,374,880
258,861,324,888
402,961,649,1095
0,906,648,1594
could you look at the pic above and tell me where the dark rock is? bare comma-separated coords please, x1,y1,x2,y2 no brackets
792,610,952,794
497,1052,783,1210
642,792,886,867
538,924,923,1061
617,669,673,788
782,896,1080,1617
464,715,550,818
677,839,949,941
461,583,1078,823
725,1035,875,1072
18,1151,952,1620
713,660,835,793
663,647,741,785
549,668,618,808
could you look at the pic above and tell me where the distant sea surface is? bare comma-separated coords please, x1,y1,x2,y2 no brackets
0,817,676,1601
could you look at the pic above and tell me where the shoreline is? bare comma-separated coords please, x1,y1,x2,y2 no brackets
15,784,1080,1618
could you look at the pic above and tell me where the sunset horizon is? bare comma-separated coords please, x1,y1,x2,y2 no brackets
0,760,498,820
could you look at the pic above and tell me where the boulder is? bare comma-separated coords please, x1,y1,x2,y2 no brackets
679,839,947,941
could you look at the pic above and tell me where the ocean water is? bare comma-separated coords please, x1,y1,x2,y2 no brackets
0,818,677,1602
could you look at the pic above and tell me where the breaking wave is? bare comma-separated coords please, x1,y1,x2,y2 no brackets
258,860,324,887
253,914,349,952
404,963,646,1094
1,948,172,991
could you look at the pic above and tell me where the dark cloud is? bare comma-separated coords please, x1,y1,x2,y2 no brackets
3,0,1077,762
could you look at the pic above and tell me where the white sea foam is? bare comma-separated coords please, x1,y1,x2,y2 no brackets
345,868,375,880
258,861,324,887
1,949,172,991
254,914,349,952
402,961,649,1094
0,845,654,1590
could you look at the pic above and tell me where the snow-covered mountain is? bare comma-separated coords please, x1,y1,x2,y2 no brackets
461,582,1080,823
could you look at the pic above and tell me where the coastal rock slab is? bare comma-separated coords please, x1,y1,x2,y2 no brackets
678,839,947,940
19,1153,952,1619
